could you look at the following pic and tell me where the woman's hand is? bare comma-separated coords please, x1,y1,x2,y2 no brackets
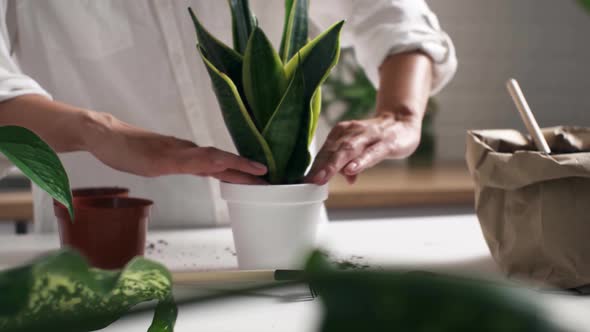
0,94,267,184
305,111,421,185
305,51,433,185
84,112,268,184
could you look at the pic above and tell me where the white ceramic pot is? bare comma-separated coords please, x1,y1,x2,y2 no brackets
220,182,328,270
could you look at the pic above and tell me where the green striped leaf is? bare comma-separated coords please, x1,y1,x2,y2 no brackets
0,126,73,217
243,28,289,130
188,7,243,85
199,48,278,183
228,0,257,54
283,21,344,182
309,87,322,143
262,58,305,183
279,0,309,63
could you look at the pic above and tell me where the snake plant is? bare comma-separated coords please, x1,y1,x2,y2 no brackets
189,0,344,184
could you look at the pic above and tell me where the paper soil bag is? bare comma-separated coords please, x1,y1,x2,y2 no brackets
466,127,590,289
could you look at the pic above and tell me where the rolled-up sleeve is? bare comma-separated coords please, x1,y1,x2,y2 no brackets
0,0,51,177
310,0,457,95
0,1,50,102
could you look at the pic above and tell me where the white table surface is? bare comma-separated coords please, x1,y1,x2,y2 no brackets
1,214,589,331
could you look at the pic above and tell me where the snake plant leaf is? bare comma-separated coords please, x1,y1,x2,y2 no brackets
279,0,309,63
243,28,289,130
262,58,305,183
286,21,344,145
309,88,322,143
199,47,278,182
188,7,243,85
0,126,73,217
0,249,177,332
282,21,344,182
228,0,257,54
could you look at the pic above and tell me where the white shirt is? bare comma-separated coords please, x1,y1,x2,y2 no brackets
0,0,457,231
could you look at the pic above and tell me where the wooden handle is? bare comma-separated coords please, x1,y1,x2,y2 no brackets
172,270,276,284
506,79,552,154
171,269,305,284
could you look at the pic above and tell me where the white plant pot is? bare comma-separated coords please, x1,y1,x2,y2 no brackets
220,182,328,270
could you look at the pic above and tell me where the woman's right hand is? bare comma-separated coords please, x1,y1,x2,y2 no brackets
84,112,268,184
0,95,267,184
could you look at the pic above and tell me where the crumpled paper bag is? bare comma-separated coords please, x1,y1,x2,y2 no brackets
466,126,590,289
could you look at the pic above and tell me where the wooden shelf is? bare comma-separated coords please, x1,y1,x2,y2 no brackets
0,164,475,221
0,191,33,221
326,163,475,209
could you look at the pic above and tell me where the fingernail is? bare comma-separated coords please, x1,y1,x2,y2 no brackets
314,170,327,182
346,162,359,172
250,161,267,171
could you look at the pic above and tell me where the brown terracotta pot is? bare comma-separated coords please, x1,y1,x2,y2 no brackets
54,197,153,270
71,187,130,200
53,187,130,211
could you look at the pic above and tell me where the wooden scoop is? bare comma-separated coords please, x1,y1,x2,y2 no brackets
506,78,552,154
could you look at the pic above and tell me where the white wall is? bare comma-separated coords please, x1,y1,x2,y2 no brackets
429,0,590,160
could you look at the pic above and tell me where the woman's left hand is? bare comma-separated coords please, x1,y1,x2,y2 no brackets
305,111,421,185
305,51,433,186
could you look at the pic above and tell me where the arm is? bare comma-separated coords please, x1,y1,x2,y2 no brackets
0,94,268,184
0,2,266,184
306,52,432,184
306,0,456,185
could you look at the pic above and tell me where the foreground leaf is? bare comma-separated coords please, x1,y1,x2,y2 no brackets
279,0,309,63
581,0,590,12
228,0,257,54
200,48,278,182
0,126,73,217
243,28,288,130
0,249,176,332
262,58,306,183
305,252,559,332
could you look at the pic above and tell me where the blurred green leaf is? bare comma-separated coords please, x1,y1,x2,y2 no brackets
305,252,559,332
263,58,306,183
243,28,288,130
228,0,257,54
0,249,176,332
580,0,590,11
279,0,309,63
200,48,278,182
0,126,73,217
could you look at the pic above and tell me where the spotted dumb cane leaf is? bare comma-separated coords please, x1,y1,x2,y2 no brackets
0,249,177,332
279,0,309,63
228,0,257,54
199,47,278,183
262,57,306,183
243,28,288,130
0,126,73,217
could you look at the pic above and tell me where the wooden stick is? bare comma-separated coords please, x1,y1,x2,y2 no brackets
506,79,552,154
172,269,304,284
